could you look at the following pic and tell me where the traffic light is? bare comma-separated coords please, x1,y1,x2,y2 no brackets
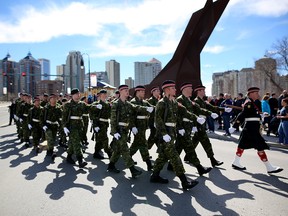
21,72,26,76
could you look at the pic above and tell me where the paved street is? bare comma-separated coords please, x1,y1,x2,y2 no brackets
0,102,287,216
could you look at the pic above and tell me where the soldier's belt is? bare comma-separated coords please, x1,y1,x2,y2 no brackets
183,118,192,122
245,118,260,122
70,116,82,120
118,122,129,127
99,118,109,122
199,115,206,119
136,116,149,120
23,114,28,117
82,114,89,117
165,122,176,127
32,118,40,122
46,120,59,125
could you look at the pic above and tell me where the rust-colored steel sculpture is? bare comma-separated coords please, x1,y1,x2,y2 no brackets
130,0,229,97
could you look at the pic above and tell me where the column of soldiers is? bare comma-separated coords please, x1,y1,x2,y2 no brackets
11,80,283,191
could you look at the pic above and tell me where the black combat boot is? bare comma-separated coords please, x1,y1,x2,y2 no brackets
146,159,153,171
93,151,105,159
77,156,88,168
66,154,75,164
24,141,30,148
167,162,174,171
46,149,53,156
196,164,212,176
150,172,169,184
178,174,198,191
210,156,224,167
129,166,142,178
107,162,120,173
107,150,113,159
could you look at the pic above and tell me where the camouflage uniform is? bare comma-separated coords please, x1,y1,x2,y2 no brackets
28,104,43,150
15,97,24,141
130,97,152,165
62,99,86,162
147,95,158,149
81,102,90,145
19,100,33,147
89,99,112,158
43,103,62,156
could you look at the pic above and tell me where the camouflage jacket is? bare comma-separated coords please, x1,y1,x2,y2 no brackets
28,105,43,127
147,96,158,126
19,102,33,122
194,96,220,113
130,97,151,129
89,100,111,127
62,100,85,129
43,103,62,128
15,98,24,117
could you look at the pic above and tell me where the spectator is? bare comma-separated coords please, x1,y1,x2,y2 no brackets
216,93,224,129
206,96,215,133
277,97,288,145
233,93,245,131
268,93,278,117
261,95,271,135
8,99,16,125
278,90,288,109
220,93,233,136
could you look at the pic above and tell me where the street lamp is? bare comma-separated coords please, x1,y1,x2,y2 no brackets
82,53,91,93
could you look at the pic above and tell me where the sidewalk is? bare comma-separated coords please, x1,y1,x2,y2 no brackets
207,122,288,149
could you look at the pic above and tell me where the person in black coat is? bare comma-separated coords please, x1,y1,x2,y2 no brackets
8,99,16,125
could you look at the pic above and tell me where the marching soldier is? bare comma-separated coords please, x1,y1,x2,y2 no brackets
58,98,69,148
89,89,112,159
174,82,213,176
28,96,43,153
150,80,198,190
42,94,62,161
231,87,283,174
147,86,161,150
62,88,88,168
14,93,24,141
40,93,49,107
130,85,153,171
193,85,224,167
107,84,153,178
19,93,33,148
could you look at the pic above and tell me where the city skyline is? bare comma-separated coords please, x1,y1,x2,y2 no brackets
1,0,288,95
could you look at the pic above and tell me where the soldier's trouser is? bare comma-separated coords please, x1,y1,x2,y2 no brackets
45,128,58,151
22,122,30,142
67,128,83,157
153,140,185,176
31,125,42,147
110,132,134,168
130,129,150,161
176,134,200,166
148,125,157,149
94,126,111,154
192,131,214,158
16,120,22,138
82,117,89,142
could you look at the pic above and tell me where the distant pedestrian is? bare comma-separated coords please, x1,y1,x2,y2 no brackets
277,97,288,145
8,99,16,125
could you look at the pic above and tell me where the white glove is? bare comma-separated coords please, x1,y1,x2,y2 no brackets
96,104,102,110
229,127,236,134
225,107,232,113
178,129,185,136
197,117,206,125
263,112,270,117
192,126,198,133
14,115,19,121
146,107,154,113
43,126,48,132
211,113,219,119
64,127,70,136
28,124,32,130
114,133,121,140
163,134,171,142
94,127,100,133
132,127,138,135
19,118,23,123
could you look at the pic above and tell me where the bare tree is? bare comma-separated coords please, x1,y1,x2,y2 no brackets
265,36,288,75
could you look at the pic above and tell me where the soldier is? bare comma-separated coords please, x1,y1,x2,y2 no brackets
28,96,43,153
62,88,88,168
147,86,161,150
150,80,198,191
42,94,62,161
89,89,112,159
40,93,49,107
19,93,33,148
174,82,213,176
193,85,224,167
80,96,90,147
107,84,153,178
231,87,283,174
58,98,69,149
14,93,25,141
130,85,153,171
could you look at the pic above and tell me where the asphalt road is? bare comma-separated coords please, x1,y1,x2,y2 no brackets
0,102,287,216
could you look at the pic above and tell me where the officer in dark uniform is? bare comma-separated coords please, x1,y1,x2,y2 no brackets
231,87,283,174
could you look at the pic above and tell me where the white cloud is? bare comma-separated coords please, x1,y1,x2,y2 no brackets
203,45,225,54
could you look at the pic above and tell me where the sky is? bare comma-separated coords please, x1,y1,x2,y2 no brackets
1,0,288,95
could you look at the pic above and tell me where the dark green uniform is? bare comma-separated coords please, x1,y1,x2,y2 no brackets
15,98,24,141
81,102,90,145
147,95,158,149
19,101,33,146
89,99,112,158
28,105,43,149
130,97,151,162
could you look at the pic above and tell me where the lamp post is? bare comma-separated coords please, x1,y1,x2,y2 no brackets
82,53,91,93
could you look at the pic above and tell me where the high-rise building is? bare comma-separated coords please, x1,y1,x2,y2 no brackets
38,58,50,81
106,60,120,87
56,64,66,81
134,58,162,86
19,52,41,96
64,51,85,93
125,77,134,89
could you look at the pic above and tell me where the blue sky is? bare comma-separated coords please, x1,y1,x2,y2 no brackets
1,0,288,94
